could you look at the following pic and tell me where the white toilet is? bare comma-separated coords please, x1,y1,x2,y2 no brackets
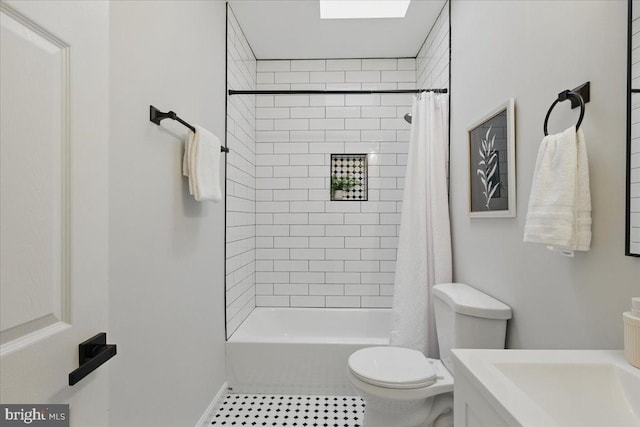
347,283,512,427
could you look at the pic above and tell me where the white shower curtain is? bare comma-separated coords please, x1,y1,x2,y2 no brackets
389,92,452,358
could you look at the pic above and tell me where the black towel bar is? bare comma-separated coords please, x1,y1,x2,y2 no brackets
149,105,229,153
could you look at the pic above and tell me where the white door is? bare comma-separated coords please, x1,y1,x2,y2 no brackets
0,1,110,425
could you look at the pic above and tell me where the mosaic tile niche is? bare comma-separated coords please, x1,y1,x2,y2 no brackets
330,154,368,201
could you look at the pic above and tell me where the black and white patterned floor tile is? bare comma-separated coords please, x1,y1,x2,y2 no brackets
210,394,364,427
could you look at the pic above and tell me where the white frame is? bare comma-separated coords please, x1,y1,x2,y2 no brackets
467,99,516,218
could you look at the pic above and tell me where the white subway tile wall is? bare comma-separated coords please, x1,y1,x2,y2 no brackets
416,2,450,91
225,7,256,336
416,1,451,197
254,58,416,309
226,2,450,314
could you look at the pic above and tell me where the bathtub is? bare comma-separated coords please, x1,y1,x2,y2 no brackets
226,307,391,395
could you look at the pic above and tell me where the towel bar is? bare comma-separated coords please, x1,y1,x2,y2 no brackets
150,105,229,153
543,82,590,136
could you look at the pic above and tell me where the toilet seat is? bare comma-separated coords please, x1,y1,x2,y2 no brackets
348,346,438,389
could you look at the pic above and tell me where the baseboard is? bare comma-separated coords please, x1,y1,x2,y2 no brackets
195,381,228,427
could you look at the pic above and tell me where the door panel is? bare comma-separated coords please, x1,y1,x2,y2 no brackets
0,1,70,344
0,1,109,426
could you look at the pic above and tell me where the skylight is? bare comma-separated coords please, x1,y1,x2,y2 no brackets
319,0,411,19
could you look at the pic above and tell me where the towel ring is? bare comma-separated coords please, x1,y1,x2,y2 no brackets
543,90,585,136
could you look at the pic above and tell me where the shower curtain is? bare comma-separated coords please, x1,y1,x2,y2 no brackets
389,92,452,358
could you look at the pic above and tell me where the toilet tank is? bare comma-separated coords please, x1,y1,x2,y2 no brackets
433,283,512,374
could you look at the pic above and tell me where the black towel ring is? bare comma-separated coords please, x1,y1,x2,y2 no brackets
543,90,585,136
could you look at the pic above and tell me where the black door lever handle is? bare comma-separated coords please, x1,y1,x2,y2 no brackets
69,333,117,386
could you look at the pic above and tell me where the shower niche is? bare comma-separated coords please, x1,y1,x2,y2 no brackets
330,154,368,201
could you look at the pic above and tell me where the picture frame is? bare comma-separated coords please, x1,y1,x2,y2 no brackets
626,0,640,256
468,99,516,218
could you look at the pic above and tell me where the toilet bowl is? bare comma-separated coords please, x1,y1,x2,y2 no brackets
348,346,454,427
347,283,512,427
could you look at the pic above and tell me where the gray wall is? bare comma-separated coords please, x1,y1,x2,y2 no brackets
450,0,639,349
109,2,227,425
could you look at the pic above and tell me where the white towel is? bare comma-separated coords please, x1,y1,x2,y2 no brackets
183,129,195,195
575,128,592,250
182,125,222,202
523,126,591,254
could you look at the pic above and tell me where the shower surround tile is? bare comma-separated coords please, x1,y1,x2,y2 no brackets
254,58,414,309
247,9,449,309
225,6,257,336
210,394,364,427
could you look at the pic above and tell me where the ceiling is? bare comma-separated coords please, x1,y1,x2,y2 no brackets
228,0,447,59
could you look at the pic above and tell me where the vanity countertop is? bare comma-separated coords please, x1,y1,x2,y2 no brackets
452,349,640,427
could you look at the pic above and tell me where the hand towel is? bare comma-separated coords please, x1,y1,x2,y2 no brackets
182,125,222,202
183,129,195,196
574,128,592,250
523,126,591,253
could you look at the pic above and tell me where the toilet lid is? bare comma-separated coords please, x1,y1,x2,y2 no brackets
348,346,437,389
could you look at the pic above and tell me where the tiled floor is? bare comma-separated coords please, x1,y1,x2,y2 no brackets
210,394,364,426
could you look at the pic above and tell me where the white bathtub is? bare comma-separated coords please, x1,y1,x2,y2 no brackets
226,307,391,395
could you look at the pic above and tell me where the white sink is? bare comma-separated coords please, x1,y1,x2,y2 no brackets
452,349,640,427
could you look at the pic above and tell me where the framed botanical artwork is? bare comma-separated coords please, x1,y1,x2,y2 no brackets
468,99,516,218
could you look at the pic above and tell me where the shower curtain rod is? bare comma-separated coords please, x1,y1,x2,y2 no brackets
228,88,448,95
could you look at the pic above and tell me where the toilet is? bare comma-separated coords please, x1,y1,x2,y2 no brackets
347,283,512,427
